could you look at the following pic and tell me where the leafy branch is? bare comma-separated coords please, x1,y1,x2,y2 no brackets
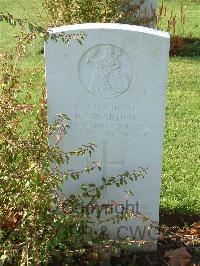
0,12,85,44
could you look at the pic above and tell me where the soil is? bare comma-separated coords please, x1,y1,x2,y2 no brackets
109,212,200,265
49,212,200,266
160,212,200,227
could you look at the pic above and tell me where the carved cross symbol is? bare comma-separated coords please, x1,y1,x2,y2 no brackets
102,141,124,178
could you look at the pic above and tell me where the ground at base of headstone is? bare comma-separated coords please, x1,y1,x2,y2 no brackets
48,215,200,266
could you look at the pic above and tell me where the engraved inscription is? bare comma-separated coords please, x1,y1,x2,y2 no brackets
70,103,154,139
102,141,125,178
102,141,108,177
79,44,134,98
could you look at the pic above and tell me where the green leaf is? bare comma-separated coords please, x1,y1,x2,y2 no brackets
77,39,82,45
102,177,106,183
97,209,101,219
81,185,87,191
96,188,101,199
88,183,96,187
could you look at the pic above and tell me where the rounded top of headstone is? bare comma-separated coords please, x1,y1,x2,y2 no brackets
48,23,170,39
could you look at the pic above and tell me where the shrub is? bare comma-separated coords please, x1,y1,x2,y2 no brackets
41,0,148,27
0,15,147,265
156,1,190,56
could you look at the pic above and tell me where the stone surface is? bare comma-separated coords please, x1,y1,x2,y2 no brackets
123,0,157,26
45,23,170,251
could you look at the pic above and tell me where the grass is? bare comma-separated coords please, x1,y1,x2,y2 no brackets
0,0,45,58
0,1,200,215
161,56,200,214
157,0,200,38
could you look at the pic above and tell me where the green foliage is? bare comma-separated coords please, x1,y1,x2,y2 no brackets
41,0,147,27
157,0,200,39
156,0,200,56
0,12,85,45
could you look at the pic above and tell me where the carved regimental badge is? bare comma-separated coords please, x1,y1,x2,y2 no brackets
79,44,134,98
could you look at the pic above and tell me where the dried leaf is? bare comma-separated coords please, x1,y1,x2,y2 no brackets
165,247,192,266
1,211,23,230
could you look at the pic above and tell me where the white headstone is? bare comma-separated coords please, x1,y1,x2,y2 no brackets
45,23,170,251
